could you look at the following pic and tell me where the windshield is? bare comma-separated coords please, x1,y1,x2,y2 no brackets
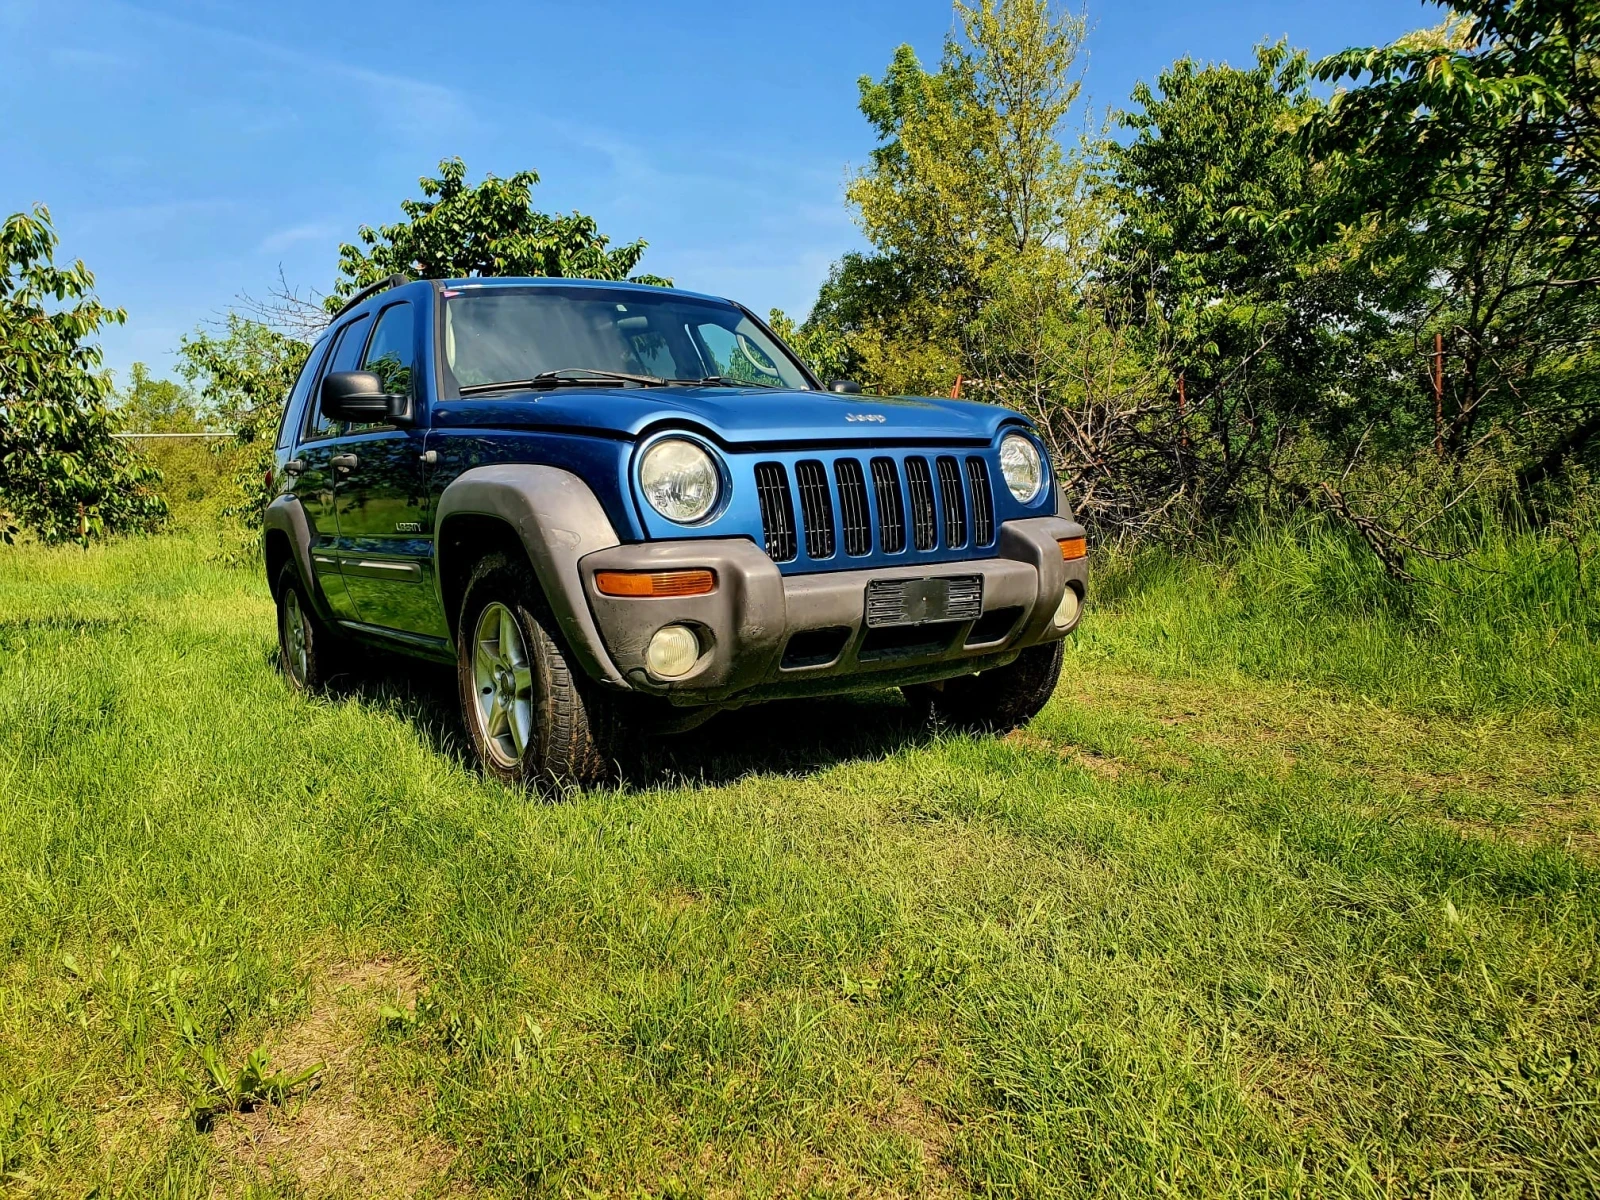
441,286,814,393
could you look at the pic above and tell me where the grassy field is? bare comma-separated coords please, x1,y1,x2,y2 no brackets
1,532,1597,1197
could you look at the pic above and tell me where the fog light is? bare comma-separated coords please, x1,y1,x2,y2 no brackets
645,624,700,678
1053,587,1081,630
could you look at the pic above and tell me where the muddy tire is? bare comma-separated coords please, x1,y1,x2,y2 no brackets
455,553,623,793
275,563,350,693
904,641,1064,734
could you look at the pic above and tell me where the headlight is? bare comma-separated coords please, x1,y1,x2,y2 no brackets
639,438,720,524
999,433,1045,503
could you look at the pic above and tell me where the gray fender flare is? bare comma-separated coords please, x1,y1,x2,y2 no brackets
262,495,333,621
434,464,627,688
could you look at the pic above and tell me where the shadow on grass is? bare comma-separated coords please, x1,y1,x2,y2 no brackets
303,646,937,789
633,692,935,787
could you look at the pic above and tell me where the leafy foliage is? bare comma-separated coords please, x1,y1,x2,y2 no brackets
177,316,311,527
807,0,1174,530
823,0,1095,398
0,206,166,545
113,362,204,433
1307,1,1600,482
332,157,669,304
189,1045,323,1129
764,307,848,383
794,0,1600,568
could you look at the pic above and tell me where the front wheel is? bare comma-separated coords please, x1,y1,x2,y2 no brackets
904,641,1064,734
456,553,624,793
276,564,347,692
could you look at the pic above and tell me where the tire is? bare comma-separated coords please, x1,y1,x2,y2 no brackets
904,641,1064,734
276,563,347,692
455,552,623,793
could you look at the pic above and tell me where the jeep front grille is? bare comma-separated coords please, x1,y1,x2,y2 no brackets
754,461,797,562
755,452,998,564
871,458,907,553
967,455,995,547
905,457,938,551
937,455,967,547
795,460,835,559
836,459,872,556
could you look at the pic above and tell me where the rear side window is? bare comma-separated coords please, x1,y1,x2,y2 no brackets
275,338,330,450
301,315,371,442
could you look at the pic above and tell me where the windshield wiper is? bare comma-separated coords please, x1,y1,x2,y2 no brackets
458,368,667,395
667,375,782,389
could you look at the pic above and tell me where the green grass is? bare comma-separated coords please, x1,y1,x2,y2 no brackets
1087,513,1600,720
1,532,1598,1196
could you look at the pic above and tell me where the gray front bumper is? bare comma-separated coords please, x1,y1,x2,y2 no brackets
578,516,1087,706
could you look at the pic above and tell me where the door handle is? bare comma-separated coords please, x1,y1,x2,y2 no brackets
284,458,305,476
331,453,359,473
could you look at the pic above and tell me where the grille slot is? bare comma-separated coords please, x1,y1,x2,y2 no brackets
905,457,938,551
836,459,872,556
966,456,995,547
871,457,906,553
754,462,797,562
794,460,835,560
937,455,967,548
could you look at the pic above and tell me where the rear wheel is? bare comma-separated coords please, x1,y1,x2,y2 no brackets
905,641,1064,733
275,564,347,692
456,553,623,793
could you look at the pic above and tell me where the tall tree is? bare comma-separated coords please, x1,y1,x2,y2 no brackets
176,316,311,526
806,0,1178,531
829,0,1095,399
0,206,165,544
331,157,669,305
1308,2,1600,481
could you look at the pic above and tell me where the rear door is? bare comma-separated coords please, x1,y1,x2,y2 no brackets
331,299,444,638
291,313,370,622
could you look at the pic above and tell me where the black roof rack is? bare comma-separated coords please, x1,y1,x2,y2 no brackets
328,272,410,321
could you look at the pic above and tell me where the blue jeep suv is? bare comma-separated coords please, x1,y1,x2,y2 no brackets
265,275,1088,788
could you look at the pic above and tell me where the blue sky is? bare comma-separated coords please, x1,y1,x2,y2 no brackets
3,0,1436,383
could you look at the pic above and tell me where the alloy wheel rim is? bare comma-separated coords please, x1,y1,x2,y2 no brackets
283,589,309,686
471,602,534,767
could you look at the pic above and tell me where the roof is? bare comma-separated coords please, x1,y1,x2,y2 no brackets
439,276,732,306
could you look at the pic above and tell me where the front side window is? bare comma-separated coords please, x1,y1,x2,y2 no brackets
363,301,415,397
441,286,813,394
302,314,371,441
276,337,330,450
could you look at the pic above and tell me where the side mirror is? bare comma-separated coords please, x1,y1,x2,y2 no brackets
320,371,409,423
828,379,862,394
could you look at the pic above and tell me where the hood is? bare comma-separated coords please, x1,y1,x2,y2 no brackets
429,385,1019,448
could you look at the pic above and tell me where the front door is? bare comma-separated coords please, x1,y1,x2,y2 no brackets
290,313,371,622
331,299,445,638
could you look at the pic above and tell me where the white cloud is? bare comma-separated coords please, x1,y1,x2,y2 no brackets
257,220,342,255
111,1,473,139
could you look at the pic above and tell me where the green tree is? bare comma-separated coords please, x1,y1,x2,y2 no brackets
176,316,310,526
764,307,848,383
0,206,166,544
826,0,1095,399
115,362,203,432
1308,2,1600,482
807,0,1176,530
331,157,669,305
1100,43,1367,517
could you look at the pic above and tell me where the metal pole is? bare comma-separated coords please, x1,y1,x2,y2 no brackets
1177,371,1188,452
1433,332,1444,459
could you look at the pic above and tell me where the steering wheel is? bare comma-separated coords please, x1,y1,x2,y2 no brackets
735,332,781,376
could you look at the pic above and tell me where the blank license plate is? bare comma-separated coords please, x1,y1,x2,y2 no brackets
865,576,983,628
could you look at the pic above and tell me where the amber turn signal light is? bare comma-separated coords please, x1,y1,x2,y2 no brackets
1058,536,1087,561
595,569,716,598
